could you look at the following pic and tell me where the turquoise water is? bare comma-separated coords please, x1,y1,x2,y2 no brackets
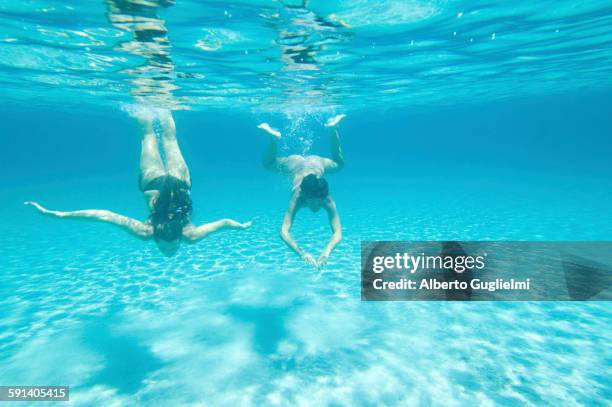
1,0,612,406
2,0,612,110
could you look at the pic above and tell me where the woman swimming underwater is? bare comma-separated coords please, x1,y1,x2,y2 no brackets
258,114,346,268
26,110,251,256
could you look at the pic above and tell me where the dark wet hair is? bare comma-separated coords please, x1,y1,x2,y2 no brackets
300,174,329,199
150,177,192,242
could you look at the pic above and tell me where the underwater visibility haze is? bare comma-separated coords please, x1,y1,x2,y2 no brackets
0,0,611,405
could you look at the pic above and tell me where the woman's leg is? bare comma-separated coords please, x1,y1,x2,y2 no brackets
257,123,287,172
158,110,191,187
328,127,344,168
324,114,345,172
263,133,280,170
138,114,166,189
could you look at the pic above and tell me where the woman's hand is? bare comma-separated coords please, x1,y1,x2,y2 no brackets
238,220,253,229
317,253,329,268
225,219,253,229
301,252,317,267
24,201,60,216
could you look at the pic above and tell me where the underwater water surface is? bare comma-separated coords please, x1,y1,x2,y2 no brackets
1,0,612,406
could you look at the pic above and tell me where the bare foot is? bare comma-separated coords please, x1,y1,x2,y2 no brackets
257,122,281,139
325,114,346,128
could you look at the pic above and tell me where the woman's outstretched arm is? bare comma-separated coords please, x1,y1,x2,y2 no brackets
25,201,153,238
317,197,342,267
279,192,318,267
182,219,252,242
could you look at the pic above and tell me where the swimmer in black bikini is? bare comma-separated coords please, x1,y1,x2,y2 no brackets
26,1,250,256
26,110,251,256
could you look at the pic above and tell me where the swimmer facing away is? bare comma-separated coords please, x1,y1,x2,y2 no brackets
26,109,251,256
258,114,346,268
